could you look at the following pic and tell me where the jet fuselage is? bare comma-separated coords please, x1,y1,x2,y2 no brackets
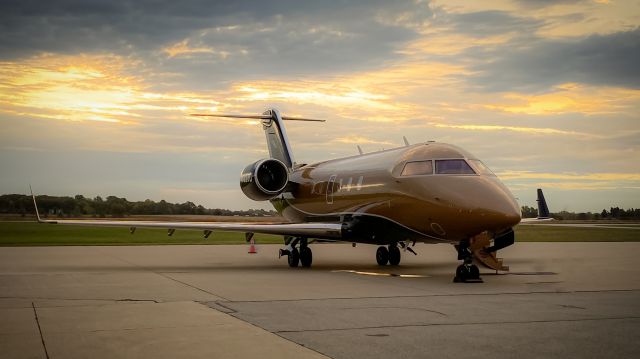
272,142,521,244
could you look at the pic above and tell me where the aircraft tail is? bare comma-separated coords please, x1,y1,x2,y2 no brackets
536,188,550,219
261,109,295,168
191,108,324,169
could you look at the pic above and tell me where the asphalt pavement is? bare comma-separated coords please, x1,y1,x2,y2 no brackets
1,242,639,358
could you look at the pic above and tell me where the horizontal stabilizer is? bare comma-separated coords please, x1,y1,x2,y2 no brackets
191,113,325,122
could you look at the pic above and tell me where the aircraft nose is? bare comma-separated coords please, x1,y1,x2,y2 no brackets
488,182,521,229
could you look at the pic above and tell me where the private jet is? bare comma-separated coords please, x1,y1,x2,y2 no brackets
33,109,551,282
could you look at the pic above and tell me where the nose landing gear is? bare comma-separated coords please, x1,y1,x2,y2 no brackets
453,240,483,283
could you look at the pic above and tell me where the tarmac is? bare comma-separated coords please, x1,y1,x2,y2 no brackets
1,242,639,359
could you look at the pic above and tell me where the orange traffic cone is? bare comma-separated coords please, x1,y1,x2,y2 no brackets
248,238,257,254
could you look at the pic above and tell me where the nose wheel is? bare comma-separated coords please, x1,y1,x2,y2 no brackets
453,240,483,283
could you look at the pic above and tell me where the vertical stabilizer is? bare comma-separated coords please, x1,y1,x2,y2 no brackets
536,188,550,219
262,109,295,168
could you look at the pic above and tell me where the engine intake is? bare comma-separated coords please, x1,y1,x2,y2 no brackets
240,159,289,201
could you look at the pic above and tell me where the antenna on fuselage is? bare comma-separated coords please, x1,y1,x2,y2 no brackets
357,145,363,155
403,136,410,146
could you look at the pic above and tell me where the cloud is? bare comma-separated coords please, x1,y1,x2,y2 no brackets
442,10,543,37
513,0,590,9
332,136,393,146
428,122,599,138
1,1,639,212
470,28,640,91
498,171,640,181
0,0,433,85
484,83,640,115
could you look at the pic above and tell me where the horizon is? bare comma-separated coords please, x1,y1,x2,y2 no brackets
1,1,639,212
1,190,635,214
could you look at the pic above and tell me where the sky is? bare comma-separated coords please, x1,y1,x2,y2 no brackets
1,0,639,212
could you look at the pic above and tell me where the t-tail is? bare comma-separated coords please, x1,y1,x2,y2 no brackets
262,109,295,168
191,108,324,169
536,188,550,219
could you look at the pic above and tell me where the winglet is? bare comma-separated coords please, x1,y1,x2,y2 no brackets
30,185,44,223
403,136,410,146
357,145,363,155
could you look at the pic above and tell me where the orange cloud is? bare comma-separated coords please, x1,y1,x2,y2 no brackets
485,83,640,115
332,136,393,145
428,122,599,137
498,171,640,182
0,54,223,124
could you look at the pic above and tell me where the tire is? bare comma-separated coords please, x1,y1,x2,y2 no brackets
455,264,468,282
300,247,313,268
469,264,480,279
376,246,389,266
388,245,401,266
288,248,300,267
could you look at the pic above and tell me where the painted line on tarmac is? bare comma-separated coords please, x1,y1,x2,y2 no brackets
331,270,430,278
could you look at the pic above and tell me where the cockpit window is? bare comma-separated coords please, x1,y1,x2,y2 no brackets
468,159,496,176
435,159,476,175
401,160,433,176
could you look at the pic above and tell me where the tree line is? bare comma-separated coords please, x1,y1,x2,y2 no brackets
0,194,278,218
521,205,640,220
1,193,637,220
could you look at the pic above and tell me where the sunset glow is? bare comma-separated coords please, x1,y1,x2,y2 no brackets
1,0,639,210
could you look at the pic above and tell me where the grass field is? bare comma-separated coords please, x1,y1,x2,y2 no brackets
0,221,637,246
0,222,283,246
514,225,639,242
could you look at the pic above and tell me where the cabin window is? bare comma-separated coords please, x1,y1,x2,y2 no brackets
468,159,496,176
401,161,433,176
435,159,475,175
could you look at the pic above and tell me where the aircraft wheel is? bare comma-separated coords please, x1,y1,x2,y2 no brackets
388,245,401,266
376,246,389,266
288,248,300,267
453,264,468,282
300,246,313,268
469,264,480,279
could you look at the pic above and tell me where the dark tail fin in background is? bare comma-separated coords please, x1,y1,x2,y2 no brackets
536,188,550,219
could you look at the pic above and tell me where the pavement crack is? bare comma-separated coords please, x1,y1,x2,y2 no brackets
228,288,640,304
275,316,640,334
31,302,50,359
116,298,159,303
99,250,230,301
340,306,447,317
201,301,237,314
157,272,231,301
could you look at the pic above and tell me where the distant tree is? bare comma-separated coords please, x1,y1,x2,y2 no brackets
521,205,538,218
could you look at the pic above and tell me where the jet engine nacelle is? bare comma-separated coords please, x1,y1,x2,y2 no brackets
240,158,289,201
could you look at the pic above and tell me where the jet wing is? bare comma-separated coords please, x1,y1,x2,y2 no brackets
31,191,343,239
36,218,344,238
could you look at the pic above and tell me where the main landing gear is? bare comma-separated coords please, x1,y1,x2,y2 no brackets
279,237,313,268
376,243,401,266
453,240,483,283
